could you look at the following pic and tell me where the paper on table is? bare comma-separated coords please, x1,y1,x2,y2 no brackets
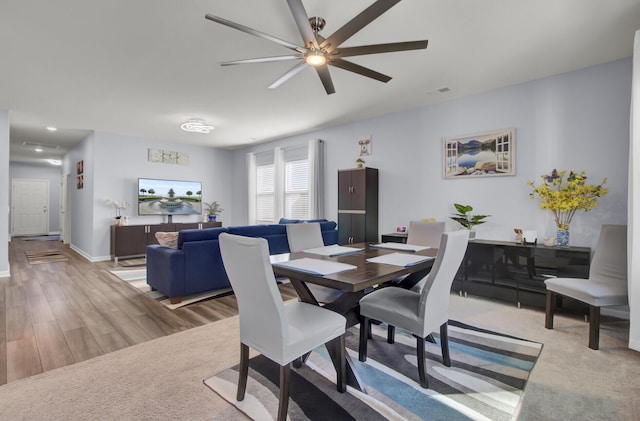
370,242,431,252
273,258,357,275
302,244,364,257
366,252,435,267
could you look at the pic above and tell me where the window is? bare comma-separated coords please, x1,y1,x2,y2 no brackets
248,140,323,224
284,159,309,220
256,163,275,224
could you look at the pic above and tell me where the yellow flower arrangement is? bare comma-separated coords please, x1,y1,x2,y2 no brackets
528,169,608,230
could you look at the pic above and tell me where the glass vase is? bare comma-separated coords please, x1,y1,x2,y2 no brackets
557,227,570,247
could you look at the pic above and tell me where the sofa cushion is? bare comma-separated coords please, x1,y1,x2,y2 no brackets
177,227,228,249
155,231,179,249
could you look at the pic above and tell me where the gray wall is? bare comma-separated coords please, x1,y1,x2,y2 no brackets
63,130,234,261
0,109,8,277
9,162,63,234
229,58,631,250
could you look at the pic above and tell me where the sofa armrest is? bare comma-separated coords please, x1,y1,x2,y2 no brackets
146,244,186,298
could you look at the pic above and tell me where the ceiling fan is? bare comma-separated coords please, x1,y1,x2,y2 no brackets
205,0,428,95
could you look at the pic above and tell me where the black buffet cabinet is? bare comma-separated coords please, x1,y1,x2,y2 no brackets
453,239,591,308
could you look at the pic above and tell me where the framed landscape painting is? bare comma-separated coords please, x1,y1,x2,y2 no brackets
443,128,515,178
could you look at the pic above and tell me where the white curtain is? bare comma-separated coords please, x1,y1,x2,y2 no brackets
246,152,256,225
629,30,640,351
274,146,285,221
308,139,325,219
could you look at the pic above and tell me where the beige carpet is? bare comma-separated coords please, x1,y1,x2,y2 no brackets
0,295,638,420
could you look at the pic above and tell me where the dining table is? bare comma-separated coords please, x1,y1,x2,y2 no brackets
271,242,438,392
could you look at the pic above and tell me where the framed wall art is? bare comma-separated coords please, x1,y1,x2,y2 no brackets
443,128,515,179
77,160,84,175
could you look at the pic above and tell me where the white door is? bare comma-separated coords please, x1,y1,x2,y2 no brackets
12,179,49,236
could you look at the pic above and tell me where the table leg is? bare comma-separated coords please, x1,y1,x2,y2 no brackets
288,278,367,392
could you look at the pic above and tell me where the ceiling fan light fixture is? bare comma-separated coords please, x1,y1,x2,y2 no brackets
305,49,327,66
180,119,215,134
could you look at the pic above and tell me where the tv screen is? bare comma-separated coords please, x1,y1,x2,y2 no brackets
138,178,202,216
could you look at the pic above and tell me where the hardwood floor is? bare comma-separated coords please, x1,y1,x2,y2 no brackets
1,237,298,385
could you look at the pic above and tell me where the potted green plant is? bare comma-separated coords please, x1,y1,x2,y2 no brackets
203,201,223,221
449,203,489,239
356,158,365,169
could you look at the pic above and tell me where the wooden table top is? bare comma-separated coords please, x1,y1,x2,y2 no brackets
271,243,438,292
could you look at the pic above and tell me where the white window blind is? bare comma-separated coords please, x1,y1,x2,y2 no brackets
256,164,275,223
284,159,309,219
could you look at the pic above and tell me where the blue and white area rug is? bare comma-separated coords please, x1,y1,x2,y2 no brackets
205,321,542,420
108,266,232,310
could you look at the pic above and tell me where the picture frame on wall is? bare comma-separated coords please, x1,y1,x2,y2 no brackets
77,160,84,175
443,128,515,179
77,175,84,189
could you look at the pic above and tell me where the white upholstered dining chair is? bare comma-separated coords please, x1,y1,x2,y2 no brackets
358,230,469,388
407,220,446,248
286,222,343,303
394,220,447,290
219,233,347,421
545,224,627,350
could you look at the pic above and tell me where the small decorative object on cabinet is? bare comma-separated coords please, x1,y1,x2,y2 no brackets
338,167,378,245
529,169,608,247
203,201,223,221
449,203,489,239
355,158,365,169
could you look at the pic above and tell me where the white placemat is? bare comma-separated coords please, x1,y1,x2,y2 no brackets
303,244,364,257
370,242,431,252
366,252,435,267
273,258,357,275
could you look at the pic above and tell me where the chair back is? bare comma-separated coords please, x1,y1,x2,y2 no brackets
407,221,446,248
589,224,627,285
286,222,324,252
219,233,287,357
418,230,469,331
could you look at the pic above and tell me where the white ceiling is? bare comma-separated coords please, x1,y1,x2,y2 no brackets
3,0,640,164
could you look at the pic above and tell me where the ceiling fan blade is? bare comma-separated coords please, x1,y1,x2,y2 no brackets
335,40,428,58
320,0,401,51
205,14,304,52
315,65,336,95
221,55,303,66
286,0,317,49
329,58,392,83
269,61,307,89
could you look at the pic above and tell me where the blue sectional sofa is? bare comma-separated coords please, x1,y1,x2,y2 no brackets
146,220,338,303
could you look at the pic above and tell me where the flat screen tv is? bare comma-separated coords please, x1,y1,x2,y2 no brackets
138,178,202,216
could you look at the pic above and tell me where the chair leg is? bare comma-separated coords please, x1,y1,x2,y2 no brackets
337,334,347,393
545,290,555,329
588,305,600,350
440,322,451,367
359,316,369,362
387,325,395,344
277,363,291,421
237,343,249,401
415,335,429,388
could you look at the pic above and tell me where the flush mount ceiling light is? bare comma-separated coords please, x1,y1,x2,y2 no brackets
46,126,57,132
180,119,215,134
46,159,62,166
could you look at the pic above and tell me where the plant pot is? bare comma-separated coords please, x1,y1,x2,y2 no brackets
468,230,476,239
208,215,217,221
356,163,364,169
